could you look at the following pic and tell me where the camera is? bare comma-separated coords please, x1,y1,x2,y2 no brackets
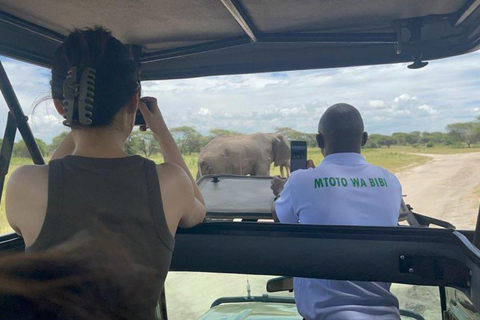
134,99,150,125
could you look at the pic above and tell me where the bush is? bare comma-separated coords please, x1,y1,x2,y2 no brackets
426,141,434,148
364,141,379,148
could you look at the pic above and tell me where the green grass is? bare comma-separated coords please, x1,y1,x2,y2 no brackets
1,144,478,235
303,147,430,173
386,145,480,155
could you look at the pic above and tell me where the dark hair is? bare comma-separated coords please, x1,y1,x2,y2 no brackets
51,26,140,127
0,236,154,320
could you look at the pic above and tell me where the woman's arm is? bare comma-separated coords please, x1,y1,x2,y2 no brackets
50,132,75,160
138,97,205,207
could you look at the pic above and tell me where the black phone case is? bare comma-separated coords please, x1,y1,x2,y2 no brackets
135,100,150,125
290,141,307,172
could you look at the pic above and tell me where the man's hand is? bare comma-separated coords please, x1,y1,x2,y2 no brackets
307,159,316,169
271,175,287,197
271,160,315,197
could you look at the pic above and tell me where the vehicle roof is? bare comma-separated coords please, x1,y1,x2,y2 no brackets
1,0,480,80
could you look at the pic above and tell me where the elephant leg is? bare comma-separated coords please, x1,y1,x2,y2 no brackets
255,163,271,176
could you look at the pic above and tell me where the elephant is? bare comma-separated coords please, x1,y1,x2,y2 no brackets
197,133,290,179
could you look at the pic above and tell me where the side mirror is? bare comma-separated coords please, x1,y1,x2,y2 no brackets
266,276,293,293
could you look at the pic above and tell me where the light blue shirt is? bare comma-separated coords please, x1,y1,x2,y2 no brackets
276,152,402,320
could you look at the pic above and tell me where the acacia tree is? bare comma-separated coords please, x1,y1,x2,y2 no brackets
392,132,409,146
126,131,160,157
209,128,242,137
275,127,317,147
447,121,480,148
171,126,202,154
368,134,396,148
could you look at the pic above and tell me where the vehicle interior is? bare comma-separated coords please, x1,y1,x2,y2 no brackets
1,1,480,319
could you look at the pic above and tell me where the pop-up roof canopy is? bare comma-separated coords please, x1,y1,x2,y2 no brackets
1,0,480,80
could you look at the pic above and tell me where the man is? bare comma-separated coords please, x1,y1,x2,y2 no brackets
272,103,402,320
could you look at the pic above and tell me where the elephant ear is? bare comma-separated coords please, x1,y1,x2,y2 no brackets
272,134,290,167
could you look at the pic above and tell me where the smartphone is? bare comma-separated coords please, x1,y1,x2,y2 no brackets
135,99,149,125
290,141,307,172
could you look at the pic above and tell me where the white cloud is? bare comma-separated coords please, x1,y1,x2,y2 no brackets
417,104,437,115
198,107,211,116
368,100,386,108
393,94,417,103
278,105,308,117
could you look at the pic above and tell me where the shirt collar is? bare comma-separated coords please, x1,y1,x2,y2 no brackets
321,152,366,165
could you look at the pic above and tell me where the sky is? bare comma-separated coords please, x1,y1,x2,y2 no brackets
1,51,480,143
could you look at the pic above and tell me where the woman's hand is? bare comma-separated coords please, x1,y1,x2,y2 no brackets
137,97,166,138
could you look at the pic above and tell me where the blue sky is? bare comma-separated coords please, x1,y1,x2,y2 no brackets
1,51,480,143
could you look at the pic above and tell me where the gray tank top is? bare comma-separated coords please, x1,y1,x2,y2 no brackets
28,155,174,314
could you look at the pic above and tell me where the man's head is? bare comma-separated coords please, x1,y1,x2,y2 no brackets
316,103,368,156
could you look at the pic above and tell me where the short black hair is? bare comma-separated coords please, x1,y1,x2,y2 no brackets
318,103,364,143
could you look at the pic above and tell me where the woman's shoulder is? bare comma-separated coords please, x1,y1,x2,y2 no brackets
155,162,190,185
9,164,48,184
7,165,49,198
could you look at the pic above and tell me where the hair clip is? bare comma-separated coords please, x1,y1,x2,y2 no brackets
62,67,96,126
62,67,79,126
78,67,96,126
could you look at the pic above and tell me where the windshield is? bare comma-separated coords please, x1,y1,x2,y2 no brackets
1,50,480,319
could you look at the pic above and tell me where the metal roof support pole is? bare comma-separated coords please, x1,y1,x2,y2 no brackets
0,59,45,165
0,112,17,201
454,0,480,27
473,205,480,249
220,0,258,42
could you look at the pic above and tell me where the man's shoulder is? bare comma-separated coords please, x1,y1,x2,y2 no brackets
364,162,394,175
364,162,401,184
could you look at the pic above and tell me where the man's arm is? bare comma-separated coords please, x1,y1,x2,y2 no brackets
270,160,315,222
272,178,298,223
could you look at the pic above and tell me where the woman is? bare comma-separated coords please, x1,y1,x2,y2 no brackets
5,27,206,316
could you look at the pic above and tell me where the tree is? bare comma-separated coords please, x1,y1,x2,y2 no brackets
275,127,317,147
209,128,242,137
368,134,396,148
446,121,480,147
13,139,47,158
47,131,69,155
171,126,202,154
392,132,409,146
407,131,421,145
126,131,160,157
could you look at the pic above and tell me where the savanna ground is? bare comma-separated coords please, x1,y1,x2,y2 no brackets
1,145,480,319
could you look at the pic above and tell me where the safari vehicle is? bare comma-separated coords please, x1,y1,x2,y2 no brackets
1,1,480,319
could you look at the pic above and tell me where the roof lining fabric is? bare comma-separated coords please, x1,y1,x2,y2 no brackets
0,0,479,79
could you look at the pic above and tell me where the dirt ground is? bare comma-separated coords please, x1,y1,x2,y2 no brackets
165,152,480,319
397,152,480,230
